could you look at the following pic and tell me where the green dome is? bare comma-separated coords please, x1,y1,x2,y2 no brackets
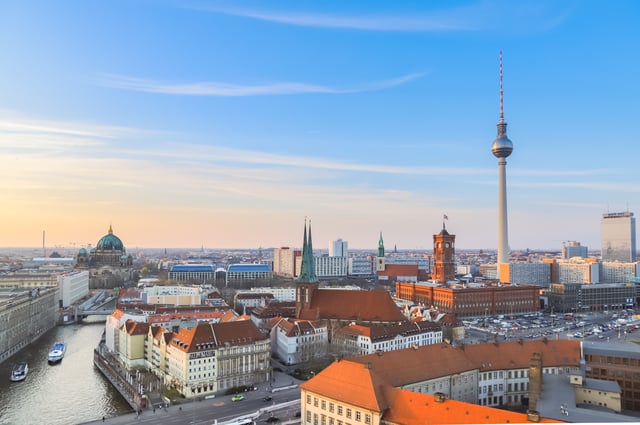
96,225,124,251
78,247,88,255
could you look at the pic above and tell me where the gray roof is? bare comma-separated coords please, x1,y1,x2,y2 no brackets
583,377,621,393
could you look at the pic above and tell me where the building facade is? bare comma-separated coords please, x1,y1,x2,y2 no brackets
271,318,328,365
168,264,215,283
0,287,59,364
273,247,297,278
58,270,89,308
396,281,540,317
601,211,636,262
226,264,273,287
562,241,588,259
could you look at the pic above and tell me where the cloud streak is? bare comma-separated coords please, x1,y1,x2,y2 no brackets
189,1,571,33
98,72,425,97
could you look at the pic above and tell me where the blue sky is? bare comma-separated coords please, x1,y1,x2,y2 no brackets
0,0,638,251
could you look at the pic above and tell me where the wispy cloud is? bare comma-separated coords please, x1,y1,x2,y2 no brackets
188,1,571,32
98,72,425,96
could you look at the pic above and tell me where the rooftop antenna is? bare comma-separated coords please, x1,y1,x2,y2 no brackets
499,50,504,123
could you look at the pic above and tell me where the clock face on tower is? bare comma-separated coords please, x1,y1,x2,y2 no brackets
445,243,450,248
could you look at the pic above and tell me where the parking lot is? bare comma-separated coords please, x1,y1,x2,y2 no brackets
459,309,640,344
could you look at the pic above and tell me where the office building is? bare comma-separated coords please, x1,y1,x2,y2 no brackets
328,239,348,257
562,241,588,259
57,270,89,308
601,211,636,262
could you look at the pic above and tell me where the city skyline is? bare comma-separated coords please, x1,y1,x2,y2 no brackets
1,1,639,250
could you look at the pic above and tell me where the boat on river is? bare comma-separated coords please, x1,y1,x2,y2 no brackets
10,362,28,382
48,342,66,364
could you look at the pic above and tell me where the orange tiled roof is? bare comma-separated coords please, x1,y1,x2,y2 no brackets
298,289,407,322
300,360,390,412
381,387,561,424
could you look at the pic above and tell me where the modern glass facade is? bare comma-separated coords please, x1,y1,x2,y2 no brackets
601,212,636,262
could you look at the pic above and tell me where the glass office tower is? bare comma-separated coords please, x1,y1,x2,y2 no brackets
601,212,636,262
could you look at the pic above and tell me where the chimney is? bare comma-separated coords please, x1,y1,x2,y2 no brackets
434,392,446,403
526,410,540,423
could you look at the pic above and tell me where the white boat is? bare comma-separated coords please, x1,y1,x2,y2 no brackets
48,342,66,364
10,362,28,382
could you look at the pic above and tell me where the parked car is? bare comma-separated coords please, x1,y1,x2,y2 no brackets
231,394,245,402
263,396,272,402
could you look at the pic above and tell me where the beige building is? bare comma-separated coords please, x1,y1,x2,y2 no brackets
159,320,271,397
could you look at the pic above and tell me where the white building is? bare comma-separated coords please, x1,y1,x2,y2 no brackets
314,256,348,279
271,318,328,365
600,261,639,283
557,258,600,284
601,211,636,262
348,256,375,277
140,284,203,305
504,263,551,286
332,321,442,357
57,270,89,307
236,287,296,302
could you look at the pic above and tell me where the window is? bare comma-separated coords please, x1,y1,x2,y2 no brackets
322,400,326,410
314,398,319,407
365,414,371,424
346,409,352,419
329,403,334,413
306,412,312,423
338,406,343,416
355,412,361,422
307,395,311,404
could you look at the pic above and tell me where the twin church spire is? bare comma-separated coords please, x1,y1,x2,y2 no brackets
296,218,318,283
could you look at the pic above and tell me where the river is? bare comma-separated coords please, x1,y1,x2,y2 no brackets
0,318,132,425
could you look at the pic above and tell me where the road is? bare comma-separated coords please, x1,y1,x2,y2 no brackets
83,382,302,425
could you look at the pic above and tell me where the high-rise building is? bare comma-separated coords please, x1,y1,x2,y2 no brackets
328,238,348,257
562,241,588,259
601,211,636,262
491,51,514,282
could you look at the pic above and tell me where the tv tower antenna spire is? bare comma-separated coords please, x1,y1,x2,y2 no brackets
499,50,504,123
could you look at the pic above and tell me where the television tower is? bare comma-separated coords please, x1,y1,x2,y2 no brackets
491,51,513,273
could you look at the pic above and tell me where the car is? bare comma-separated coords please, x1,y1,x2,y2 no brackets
231,394,245,402
263,396,272,402
265,416,279,423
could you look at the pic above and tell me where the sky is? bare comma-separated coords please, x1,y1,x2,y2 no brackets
1,0,639,252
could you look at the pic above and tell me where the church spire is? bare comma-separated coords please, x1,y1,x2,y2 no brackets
378,232,385,257
296,218,317,283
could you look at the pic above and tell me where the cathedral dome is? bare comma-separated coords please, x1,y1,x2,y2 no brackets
96,225,124,251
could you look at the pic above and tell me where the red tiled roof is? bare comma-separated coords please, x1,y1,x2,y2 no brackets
378,264,419,277
349,339,581,387
123,319,150,336
298,290,406,322
170,320,267,353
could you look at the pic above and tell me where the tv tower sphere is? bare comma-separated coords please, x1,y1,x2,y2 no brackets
491,124,513,158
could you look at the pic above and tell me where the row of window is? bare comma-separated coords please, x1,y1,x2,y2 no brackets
306,395,371,424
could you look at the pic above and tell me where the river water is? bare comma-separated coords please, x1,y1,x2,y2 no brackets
0,318,132,425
